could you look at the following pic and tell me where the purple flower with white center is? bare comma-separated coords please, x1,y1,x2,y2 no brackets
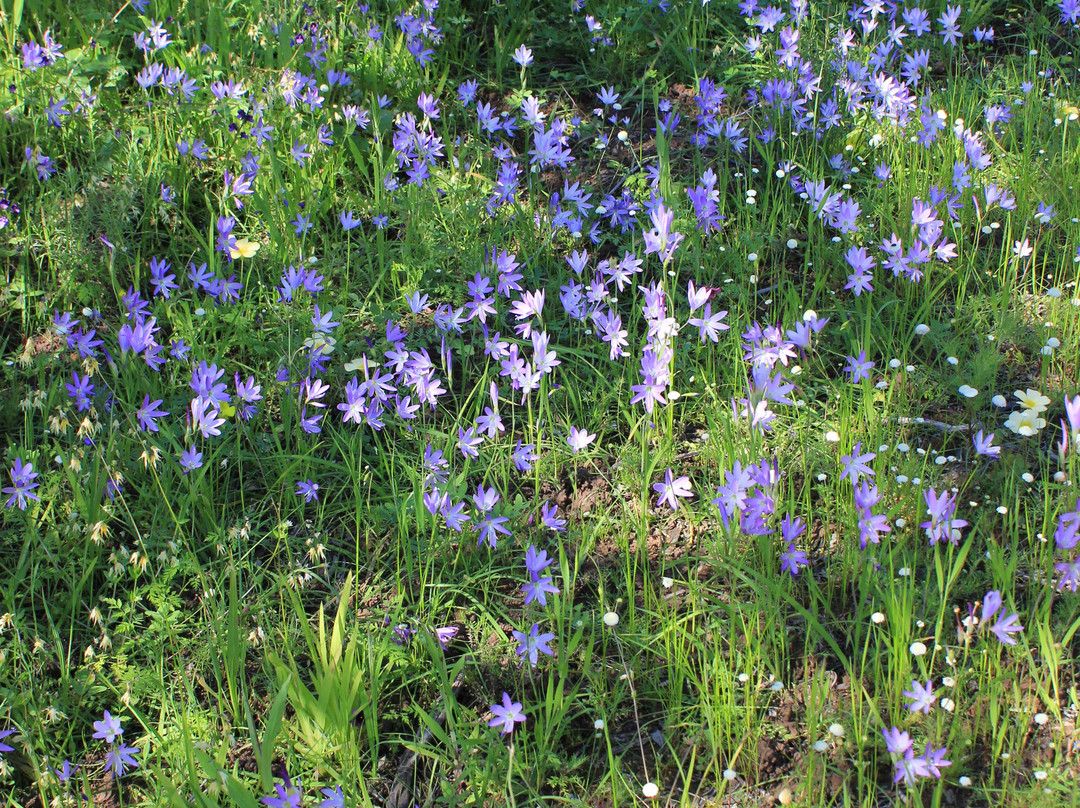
894,748,932,785
311,304,340,333
843,245,875,296
192,398,225,439
920,487,968,546
903,679,936,714
149,256,178,299
179,446,203,473
262,769,302,808
66,371,94,411
295,480,319,503
844,351,874,383
919,743,951,778
488,692,527,734
475,510,511,548
511,45,533,68
653,468,693,511
137,395,168,432
3,458,40,511
522,571,560,607
688,304,729,343
290,139,311,166
93,710,124,743
642,202,684,264
457,426,483,459
882,726,912,755
513,623,555,666
441,499,471,532
567,426,596,453
839,442,876,486
938,5,962,47
780,544,809,577
105,743,140,778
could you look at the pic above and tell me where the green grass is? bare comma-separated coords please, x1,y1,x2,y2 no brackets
1,0,1080,806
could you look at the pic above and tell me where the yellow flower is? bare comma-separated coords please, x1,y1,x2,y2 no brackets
229,238,260,259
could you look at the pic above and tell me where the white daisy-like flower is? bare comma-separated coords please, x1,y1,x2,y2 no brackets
1014,388,1050,413
1005,409,1047,436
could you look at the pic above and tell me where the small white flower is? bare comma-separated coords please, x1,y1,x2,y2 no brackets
828,723,845,737
958,384,978,398
947,356,959,365
1034,712,1049,725
642,782,659,799
899,567,911,577
896,443,910,453
1034,770,1048,781
871,612,886,624
786,239,798,249
661,577,673,588
603,612,620,627
914,323,930,335
770,680,785,691
1022,472,1035,483
825,430,840,443
895,517,906,528
910,641,927,656
959,776,972,787
941,697,955,712
594,719,605,730
738,673,750,683
942,676,955,687
997,506,1008,514
723,768,738,780
748,252,759,262
812,740,829,752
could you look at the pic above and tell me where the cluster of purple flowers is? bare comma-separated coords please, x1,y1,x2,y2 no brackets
883,726,951,785
92,710,140,779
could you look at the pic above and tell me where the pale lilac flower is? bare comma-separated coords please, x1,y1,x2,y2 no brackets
567,426,596,453
903,679,936,714
653,468,693,511
488,692,527,734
